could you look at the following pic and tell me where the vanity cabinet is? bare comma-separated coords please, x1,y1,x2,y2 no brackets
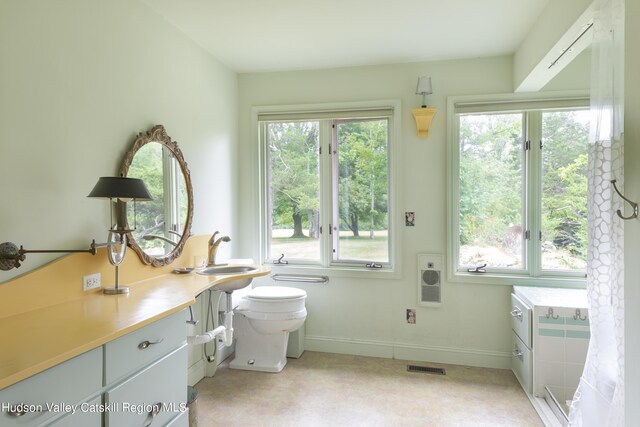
0,347,102,427
0,310,188,427
510,293,533,394
511,286,589,423
105,346,187,427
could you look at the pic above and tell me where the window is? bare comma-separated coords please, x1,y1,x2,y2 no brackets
449,96,589,283
259,103,398,271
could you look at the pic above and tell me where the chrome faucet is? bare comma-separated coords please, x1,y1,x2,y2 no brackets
208,231,230,266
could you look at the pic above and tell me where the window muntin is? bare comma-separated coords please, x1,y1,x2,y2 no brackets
333,119,390,264
260,106,395,270
451,98,589,281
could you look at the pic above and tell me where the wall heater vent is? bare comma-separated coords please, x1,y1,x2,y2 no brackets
418,254,443,307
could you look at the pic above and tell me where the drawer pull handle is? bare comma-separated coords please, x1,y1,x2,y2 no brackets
142,402,163,427
512,348,524,361
510,308,523,321
138,338,164,350
7,404,47,417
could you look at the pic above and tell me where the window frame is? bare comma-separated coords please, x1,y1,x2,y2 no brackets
447,92,589,287
255,100,402,279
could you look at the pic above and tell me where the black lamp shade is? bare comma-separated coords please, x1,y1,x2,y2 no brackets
87,177,152,201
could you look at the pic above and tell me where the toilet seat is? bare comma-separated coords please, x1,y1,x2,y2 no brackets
247,286,307,300
242,286,307,314
242,308,307,321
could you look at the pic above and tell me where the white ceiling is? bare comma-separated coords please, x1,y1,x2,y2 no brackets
143,0,549,73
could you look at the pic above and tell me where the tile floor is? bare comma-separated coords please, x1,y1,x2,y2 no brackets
194,351,543,427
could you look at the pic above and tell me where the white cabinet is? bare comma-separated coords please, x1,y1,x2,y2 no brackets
0,310,188,427
511,286,589,425
510,293,533,394
0,347,102,427
49,397,102,427
105,311,187,384
106,346,187,427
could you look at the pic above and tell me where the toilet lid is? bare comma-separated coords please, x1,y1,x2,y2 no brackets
247,286,307,300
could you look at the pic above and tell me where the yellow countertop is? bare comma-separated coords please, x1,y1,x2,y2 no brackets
0,260,270,390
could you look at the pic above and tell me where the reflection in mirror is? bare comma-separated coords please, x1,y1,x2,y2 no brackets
121,125,193,266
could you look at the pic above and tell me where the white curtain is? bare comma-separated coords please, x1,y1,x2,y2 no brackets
569,0,625,425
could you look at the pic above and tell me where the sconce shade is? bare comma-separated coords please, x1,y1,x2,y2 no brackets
87,177,152,202
415,76,433,95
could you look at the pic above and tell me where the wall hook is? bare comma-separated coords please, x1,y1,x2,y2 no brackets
611,179,638,220
573,308,587,321
545,307,560,320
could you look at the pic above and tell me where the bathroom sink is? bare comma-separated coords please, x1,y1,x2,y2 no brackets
197,265,258,292
198,266,258,275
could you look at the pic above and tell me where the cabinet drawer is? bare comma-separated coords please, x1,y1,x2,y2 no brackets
510,293,532,348
165,410,189,427
105,310,186,384
511,331,532,394
50,397,102,427
0,348,102,427
105,345,187,427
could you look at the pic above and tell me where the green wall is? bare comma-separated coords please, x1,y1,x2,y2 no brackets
0,0,239,283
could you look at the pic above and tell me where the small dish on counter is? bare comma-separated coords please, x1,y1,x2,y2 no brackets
172,267,194,274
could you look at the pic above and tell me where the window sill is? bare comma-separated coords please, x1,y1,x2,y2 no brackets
448,271,587,289
267,263,401,281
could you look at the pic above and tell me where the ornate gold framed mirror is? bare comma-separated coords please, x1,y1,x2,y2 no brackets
120,125,193,266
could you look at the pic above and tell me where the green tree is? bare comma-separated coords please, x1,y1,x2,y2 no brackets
268,122,319,238
541,111,589,259
459,114,522,247
337,120,388,237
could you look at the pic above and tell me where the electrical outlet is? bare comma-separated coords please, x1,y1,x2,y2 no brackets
83,273,101,291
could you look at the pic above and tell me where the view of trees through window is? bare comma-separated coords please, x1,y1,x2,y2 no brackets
127,143,187,256
335,119,389,262
541,110,589,270
266,118,390,264
458,109,589,272
267,121,321,261
459,113,524,269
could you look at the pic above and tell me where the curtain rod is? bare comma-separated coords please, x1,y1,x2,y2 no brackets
548,22,594,69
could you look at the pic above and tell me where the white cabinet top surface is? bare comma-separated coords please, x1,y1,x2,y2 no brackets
513,286,588,309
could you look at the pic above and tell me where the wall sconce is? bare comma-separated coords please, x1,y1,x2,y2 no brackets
0,176,151,294
88,176,152,295
412,76,437,138
0,176,151,296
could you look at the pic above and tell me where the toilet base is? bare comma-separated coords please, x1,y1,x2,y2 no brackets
229,313,291,373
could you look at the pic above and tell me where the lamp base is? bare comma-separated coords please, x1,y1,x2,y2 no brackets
103,286,130,295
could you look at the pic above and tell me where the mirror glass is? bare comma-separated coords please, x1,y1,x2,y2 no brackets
121,125,193,266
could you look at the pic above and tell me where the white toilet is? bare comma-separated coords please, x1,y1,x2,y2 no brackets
229,286,307,372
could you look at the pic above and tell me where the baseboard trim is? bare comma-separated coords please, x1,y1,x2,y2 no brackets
304,335,512,369
188,359,206,386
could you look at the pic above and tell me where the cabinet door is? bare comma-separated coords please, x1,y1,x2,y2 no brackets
104,310,186,385
105,345,187,427
511,331,533,394
0,348,102,427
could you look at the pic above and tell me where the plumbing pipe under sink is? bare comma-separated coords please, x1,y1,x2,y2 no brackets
187,292,234,348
